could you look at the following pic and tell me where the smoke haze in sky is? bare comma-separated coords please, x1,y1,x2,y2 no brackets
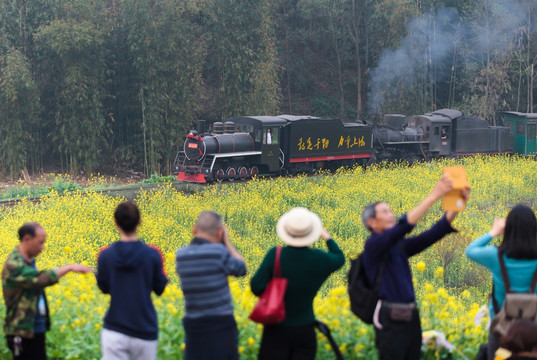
367,0,536,113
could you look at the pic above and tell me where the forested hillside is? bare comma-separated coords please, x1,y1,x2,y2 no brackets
0,0,535,176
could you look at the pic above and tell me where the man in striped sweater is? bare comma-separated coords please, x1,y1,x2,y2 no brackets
176,211,246,360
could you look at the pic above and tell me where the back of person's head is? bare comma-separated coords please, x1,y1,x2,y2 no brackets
195,211,223,235
114,202,140,234
362,202,381,232
18,222,40,241
501,319,537,354
499,204,537,259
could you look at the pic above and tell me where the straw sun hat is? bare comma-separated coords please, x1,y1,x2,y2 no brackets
276,207,322,247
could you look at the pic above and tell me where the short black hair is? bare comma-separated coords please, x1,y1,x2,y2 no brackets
18,223,40,241
114,202,141,233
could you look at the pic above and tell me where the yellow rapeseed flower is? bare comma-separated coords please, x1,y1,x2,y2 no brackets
434,266,444,279
416,261,426,272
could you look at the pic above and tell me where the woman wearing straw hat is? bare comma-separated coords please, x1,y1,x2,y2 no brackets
250,207,345,360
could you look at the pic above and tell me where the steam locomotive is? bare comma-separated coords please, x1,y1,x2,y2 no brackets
173,109,513,183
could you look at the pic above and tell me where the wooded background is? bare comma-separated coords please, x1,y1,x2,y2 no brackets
0,0,535,176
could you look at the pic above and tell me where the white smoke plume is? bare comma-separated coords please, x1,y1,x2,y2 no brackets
367,0,535,113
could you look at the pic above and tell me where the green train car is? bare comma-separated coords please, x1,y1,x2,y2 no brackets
502,112,537,155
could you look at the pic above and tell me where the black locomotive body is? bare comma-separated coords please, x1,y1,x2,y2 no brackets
174,115,373,183
173,109,514,183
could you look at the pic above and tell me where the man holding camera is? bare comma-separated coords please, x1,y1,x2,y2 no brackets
361,175,469,360
176,211,246,360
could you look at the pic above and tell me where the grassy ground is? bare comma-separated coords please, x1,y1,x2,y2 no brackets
0,174,177,201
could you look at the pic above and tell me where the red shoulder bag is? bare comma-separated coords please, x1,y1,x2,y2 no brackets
249,246,288,324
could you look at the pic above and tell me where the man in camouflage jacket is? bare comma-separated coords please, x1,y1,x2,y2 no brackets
2,223,93,359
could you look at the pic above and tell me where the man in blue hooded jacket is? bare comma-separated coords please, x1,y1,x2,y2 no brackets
96,202,168,360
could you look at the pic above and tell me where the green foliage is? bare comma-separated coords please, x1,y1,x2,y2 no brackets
465,62,511,124
205,0,280,118
0,0,537,177
0,49,41,178
125,0,207,175
36,14,108,174
0,173,178,201
49,178,83,194
0,177,82,200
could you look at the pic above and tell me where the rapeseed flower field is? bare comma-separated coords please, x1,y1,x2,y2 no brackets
0,155,536,359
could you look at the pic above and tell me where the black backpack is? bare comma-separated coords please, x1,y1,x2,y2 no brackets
347,253,386,324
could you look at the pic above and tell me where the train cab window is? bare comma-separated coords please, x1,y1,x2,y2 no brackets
433,127,439,136
240,124,255,134
441,125,449,140
263,128,279,144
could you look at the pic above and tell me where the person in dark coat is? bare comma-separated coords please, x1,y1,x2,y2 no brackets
361,175,469,360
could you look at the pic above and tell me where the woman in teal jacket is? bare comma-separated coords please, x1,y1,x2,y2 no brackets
465,204,537,360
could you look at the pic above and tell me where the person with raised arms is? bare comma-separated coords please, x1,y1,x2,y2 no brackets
361,175,469,360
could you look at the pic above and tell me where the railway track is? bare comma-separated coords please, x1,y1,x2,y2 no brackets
0,181,205,208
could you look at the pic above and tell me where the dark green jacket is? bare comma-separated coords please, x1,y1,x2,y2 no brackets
250,239,345,326
2,247,58,338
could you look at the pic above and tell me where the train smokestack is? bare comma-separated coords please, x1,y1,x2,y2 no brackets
196,120,206,136
212,122,224,134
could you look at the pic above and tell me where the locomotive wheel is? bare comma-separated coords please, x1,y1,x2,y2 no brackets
249,166,259,177
409,155,424,165
226,167,237,181
214,168,225,182
237,166,249,180
285,167,297,176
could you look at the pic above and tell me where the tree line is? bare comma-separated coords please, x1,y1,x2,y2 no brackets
0,0,535,177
